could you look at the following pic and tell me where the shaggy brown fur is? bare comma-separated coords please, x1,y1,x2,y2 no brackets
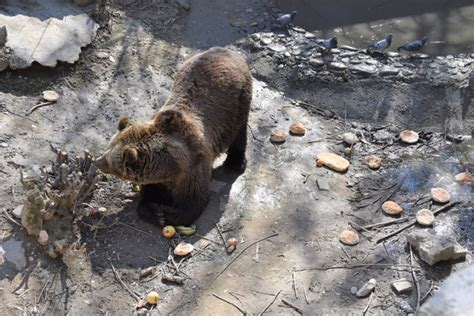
95,47,252,225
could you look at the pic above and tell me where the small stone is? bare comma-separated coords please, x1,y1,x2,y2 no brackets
270,131,286,144
343,132,358,145
174,242,193,256
38,230,49,246
331,48,341,54
268,44,286,53
366,155,382,170
406,230,455,266
305,32,315,39
416,209,434,226
260,37,272,45
382,201,403,215
349,65,377,76
328,62,347,71
250,22,258,27
356,279,376,297
251,33,261,41
379,67,399,76
417,53,430,59
454,172,472,184
391,278,413,294
309,58,325,67
350,286,358,295
289,122,306,136
317,178,330,191
431,188,450,203
12,205,23,219
292,48,302,56
386,51,400,57
96,51,109,59
316,152,350,172
340,45,358,51
339,229,359,246
42,90,59,102
399,300,414,313
452,244,467,260
1,142,8,148
340,51,358,57
98,207,107,214
400,130,419,144
292,26,306,33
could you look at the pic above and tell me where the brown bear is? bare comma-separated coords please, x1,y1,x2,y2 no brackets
95,47,252,226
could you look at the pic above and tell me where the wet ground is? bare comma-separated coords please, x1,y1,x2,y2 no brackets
0,0,473,315
279,0,474,55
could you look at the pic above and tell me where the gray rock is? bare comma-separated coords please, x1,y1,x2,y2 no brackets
251,33,261,41
340,45,358,51
406,230,455,266
350,286,358,295
12,205,23,219
386,51,400,57
356,279,376,298
268,44,286,53
364,59,378,65
304,32,315,39
391,278,413,294
349,59,361,64
292,48,301,56
399,300,414,313
419,265,474,316
260,37,272,45
452,244,467,260
328,62,347,71
349,65,377,76
317,178,330,191
330,48,341,54
417,53,430,59
309,58,324,67
292,26,306,33
340,51,358,57
0,1,99,70
379,67,399,76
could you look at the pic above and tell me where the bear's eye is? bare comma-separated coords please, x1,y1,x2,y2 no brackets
122,148,138,170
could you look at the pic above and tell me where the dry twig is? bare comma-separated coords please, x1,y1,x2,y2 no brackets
292,270,298,299
215,223,227,249
295,263,419,272
214,233,278,281
281,298,303,314
110,263,140,301
410,246,421,313
1,208,21,226
363,292,374,315
258,289,282,315
28,102,53,115
212,293,248,315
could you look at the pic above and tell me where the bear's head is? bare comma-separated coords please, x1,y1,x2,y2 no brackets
95,110,194,184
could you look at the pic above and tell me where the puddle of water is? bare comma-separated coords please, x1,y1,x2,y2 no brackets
0,238,26,279
279,0,474,55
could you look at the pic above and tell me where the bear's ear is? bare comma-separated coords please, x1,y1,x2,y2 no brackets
123,147,138,164
118,116,129,131
154,110,184,132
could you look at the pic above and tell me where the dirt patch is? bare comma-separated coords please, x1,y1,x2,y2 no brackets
0,1,472,315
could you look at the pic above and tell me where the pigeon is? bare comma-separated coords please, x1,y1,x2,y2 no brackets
275,11,297,28
397,37,429,52
367,34,393,52
317,36,338,51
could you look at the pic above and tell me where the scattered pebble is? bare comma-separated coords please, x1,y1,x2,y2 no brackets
342,132,358,145
339,229,359,246
391,278,413,294
12,205,23,219
400,130,419,144
1,142,8,148
96,51,109,59
162,225,176,238
454,172,472,184
416,209,434,226
382,201,403,215
174,242,194,256
366,155,382,170
431,188,450,203
42,90,60,102
98,207,108,214
317,178,330,191
146,291,160,305
356,278,376,297
289,122,306,136
343,147,353,157
316,152,350,172
38,230,49,246
270,131,286,144
350,286,358,295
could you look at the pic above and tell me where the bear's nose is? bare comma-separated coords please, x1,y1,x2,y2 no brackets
94,154,110,173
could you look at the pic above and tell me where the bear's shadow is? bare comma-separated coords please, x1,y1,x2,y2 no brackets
81,165,240,272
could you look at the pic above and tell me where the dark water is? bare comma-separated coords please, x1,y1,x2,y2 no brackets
279,0,474,55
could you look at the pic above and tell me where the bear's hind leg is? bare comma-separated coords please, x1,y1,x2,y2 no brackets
223,125,247,174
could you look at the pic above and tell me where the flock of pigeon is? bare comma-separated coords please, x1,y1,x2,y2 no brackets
274,11,430,53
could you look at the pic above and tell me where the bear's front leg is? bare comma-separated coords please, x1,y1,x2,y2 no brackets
136,184,173,226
